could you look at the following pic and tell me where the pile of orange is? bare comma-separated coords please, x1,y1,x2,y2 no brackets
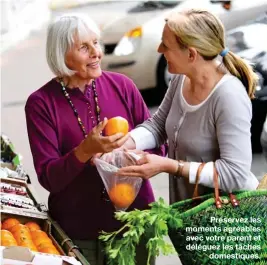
109,183,135,208
0,218,59,255
104,116,129,136
9,223,37,251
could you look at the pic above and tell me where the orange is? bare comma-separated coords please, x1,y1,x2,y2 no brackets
15,235,32,245
13,229,31,244
25,222,41,232
28,245,38,252
31,230,49,240
13,233,31,244
33,236,52,247
39,246,60,255
10,224,30,234
1,239,18,246
104,116,129,136
109,183,135,208
14,231,36,251
20,241,38,252
11,225,31,239
1,230,18,246
2,218,20,231
1,230,14,239
37,242,55,250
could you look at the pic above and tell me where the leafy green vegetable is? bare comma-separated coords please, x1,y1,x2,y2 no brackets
99,197,182,265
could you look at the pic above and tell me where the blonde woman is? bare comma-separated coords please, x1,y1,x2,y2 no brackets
117,9,259,202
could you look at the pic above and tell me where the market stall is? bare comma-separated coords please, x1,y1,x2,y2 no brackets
0,133,90,265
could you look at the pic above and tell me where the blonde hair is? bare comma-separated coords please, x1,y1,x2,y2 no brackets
166,9,258,99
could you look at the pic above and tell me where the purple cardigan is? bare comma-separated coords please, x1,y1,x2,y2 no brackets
25,71,164,240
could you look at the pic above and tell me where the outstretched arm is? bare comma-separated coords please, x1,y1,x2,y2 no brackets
124,75,181,151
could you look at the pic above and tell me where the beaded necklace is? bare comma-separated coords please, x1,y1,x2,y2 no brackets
60,78,110,202
60,79,101,137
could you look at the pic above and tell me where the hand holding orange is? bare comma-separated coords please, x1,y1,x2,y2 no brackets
104,116,129,136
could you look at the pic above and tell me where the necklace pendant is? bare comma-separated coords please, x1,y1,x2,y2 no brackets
96,106,100,113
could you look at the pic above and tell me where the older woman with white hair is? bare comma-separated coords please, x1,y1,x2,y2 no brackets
25,14,162,265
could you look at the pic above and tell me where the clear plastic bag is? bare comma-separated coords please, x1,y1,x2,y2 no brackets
95,150,143,211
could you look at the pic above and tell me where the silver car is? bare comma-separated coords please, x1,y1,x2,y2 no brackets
101,0,267,95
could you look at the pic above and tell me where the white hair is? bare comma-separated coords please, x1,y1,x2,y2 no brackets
46,13,100,77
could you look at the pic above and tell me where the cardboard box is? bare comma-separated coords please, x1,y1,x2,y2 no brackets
1,246,82,265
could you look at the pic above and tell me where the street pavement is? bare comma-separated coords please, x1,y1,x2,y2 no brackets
1,2,266,265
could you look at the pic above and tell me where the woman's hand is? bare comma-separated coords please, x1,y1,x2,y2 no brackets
85,118,130,152
90,133,137,165
91,149,147,166
116,154,177,179
75,118,130,162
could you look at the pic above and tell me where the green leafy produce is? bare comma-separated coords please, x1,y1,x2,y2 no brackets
1,134,20,165
99,198,182,265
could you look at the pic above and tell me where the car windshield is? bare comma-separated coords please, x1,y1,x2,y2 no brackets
226,23,267,53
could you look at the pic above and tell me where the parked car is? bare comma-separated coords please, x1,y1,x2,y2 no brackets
101,0,267,97
226,15,267,153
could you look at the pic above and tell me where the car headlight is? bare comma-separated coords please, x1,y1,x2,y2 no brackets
114,26,142,56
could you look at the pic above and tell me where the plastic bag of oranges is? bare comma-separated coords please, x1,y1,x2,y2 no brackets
95,150,143,211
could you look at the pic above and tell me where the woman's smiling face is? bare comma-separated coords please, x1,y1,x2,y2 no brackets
65,31,103,80
158,23,190,75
